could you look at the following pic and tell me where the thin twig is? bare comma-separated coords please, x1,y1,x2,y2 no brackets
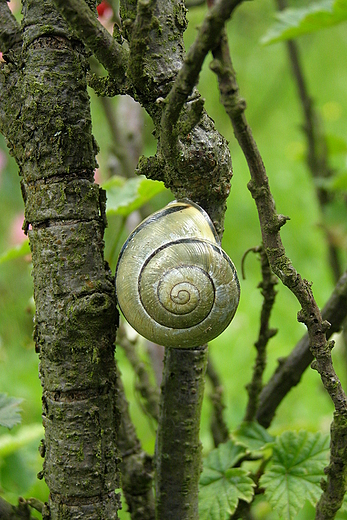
117,368,155,520
256,269,347,428
206,356,229,446
211,30,347,519
118,324,160,422
276,0,341,283
0,496,37,520
244,247,278,422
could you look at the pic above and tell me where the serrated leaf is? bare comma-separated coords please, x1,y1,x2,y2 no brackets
262,0,347,45
199,468,255,520
259,431,329,520
199,440,255,519
203,440,248,476
103,175,167,216
0,394,23,429
0,240,30,264
233,421,275,451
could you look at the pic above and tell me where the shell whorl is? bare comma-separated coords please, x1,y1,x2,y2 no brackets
115,200,240,348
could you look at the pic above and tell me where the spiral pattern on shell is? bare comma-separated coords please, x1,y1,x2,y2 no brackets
115,200,240,348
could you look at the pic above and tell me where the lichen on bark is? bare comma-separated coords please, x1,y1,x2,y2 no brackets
1,1,121,518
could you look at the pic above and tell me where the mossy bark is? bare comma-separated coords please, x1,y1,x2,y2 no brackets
0,1,120,518
155,347,207,520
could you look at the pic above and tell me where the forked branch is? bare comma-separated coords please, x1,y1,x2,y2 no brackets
211,28,347,520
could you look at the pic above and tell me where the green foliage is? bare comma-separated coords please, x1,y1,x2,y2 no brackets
260,431,330,519
199,440,255,519
199,430,330,520
262,0,347,44
103,175,167,216
0,394,23,429
233,421,274,451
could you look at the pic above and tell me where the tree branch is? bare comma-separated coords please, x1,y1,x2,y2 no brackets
0,496,37,520
127,0,157,93
276,0,341,283
256,269,347,428
5,4,122,517
211,30,347,518
206,356,230,446
0,0,22,54
117,325,160,422
160,0,243,162
244,247,278,422
52,0,128,87
155,346,208,519
117,369,155,520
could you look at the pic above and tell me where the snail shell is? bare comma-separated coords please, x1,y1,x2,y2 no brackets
115,200,240,348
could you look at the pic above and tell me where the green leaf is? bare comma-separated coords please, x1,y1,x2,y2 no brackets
259,431,329,520
103,175,167,216
0,394,23,429
233,421,275,451
199,440,255,519
0,239,30,264
262,0,347,45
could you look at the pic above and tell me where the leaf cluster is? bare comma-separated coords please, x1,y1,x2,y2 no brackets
199,424,330,520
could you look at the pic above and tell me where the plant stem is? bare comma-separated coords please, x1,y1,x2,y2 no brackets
244,247,278,422
256,269,347,428
155,346,208,520
211,29,347,519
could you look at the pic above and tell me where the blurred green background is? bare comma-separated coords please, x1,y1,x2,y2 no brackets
1,0,347,518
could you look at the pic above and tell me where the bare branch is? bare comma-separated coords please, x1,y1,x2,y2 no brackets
127,0,157,91
206,356,229,446
0,496,37,520
155,346,208,519
276,0,341,283
117,369,155,520
211,30,347,517
118,325,160,422
160,0,243,161
52,0,128,86
256,269,347,428
0,0,22,54
244,247,278,422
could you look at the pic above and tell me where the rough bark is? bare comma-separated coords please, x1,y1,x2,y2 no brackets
1,1,120,518
155,347,207,520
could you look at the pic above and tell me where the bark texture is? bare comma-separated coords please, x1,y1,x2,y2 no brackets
155,347,207,520
1,1,120,518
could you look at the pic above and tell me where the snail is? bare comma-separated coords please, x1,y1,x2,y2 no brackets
115,200,240,348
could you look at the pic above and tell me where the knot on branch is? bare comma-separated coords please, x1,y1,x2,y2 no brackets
136,154,166,182
265,214,290,234
247,180,268,200
176,95,205,137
